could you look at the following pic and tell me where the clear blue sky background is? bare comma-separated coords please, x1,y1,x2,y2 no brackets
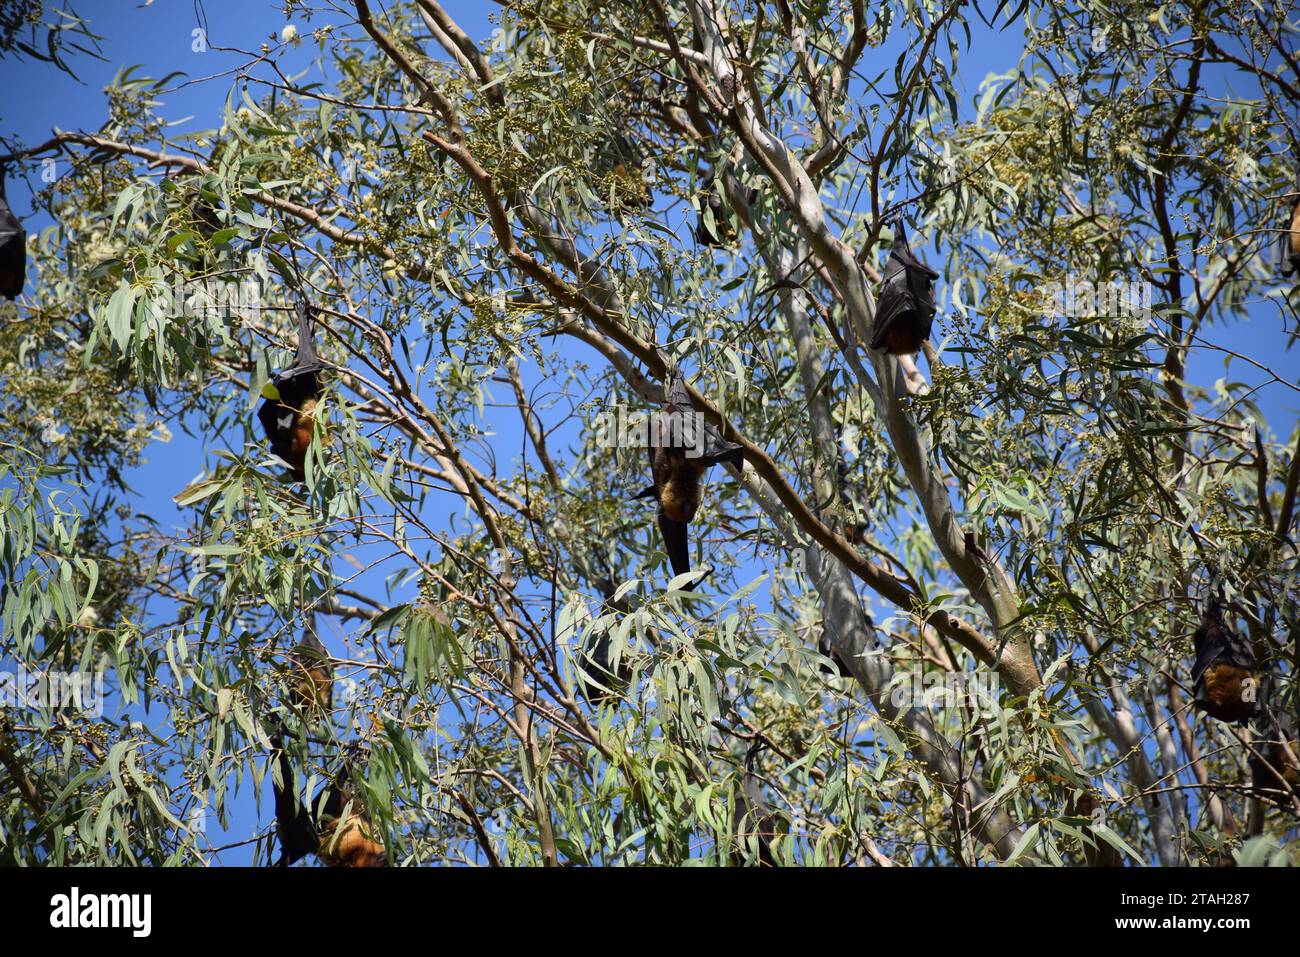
1,1,1296,864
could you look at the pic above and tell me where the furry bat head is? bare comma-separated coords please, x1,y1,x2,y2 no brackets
0,167,28,300
1191,598,1258,724
315,751,387,867
869,221,940,355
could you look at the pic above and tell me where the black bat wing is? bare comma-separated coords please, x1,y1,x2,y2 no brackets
868,257,916,348
870,227,941,349
1192,606,1255,681
0,170,27,300
271,744,319,867
257,393,295,438
696,423,744,470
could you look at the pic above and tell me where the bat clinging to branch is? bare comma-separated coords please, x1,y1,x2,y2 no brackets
731,742,783,866
1283,168,1300,278
270,737,387,868
0,168,26,300
869,221,940,355
286,620,332,723
1191,598,1258,724
258,301,326,480
634,371,743,591
694,164,758,247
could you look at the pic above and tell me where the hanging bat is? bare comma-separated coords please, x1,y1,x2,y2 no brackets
1283,168,1300,278
602,133,652,211
0,167,26,300
257,301,326,480
270,733,322,867
869,220,940,355
578,574,634,708
1191,598,1258,724
694,165,759,247
634,371,744,591
1250,712,1300,805
270,737,387,867
731,742,782,866
818,611,875,679
1067,791,1124,867
315,761,388,868
286,619,332,721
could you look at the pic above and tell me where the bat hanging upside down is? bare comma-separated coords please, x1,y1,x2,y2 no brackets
1283,168,1300,278
869,220,941,356
731,741,783,867
271,736,387,868
635,371,744,591
0,166,26,300
694,163,758,248
257,301,326,480
286,622,332,722
1191,598,1258,724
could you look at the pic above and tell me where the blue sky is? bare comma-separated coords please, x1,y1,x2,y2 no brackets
1,1,1296,865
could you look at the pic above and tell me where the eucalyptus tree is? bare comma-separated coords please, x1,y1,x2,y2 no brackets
1,0,1297,866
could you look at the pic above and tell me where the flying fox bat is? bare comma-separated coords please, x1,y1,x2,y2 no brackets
577,559,664,707
869,221,940,355
578,575,635,708
0,167,27,300
1250,712,1300,806
270,737,387,867
315,761,388,868
270,733,322,867
731,742,782,867
694,165,759,247
601,133,652,211
634,371,743,591
818,611,875,679
257,301,325,480
1191,598,1258,724
1283,169,1300,278
286,619,332,721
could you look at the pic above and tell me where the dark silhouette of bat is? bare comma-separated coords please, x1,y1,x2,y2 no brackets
257,301,326,480
270,735,387,868
270,733,320,867
600,133,652,211
1250,711,1300,806
315,760,388,868
1283,169,1300,277
578,574,635,707
818,611,874,678
731,742,782,866
694,165,758,247
1068,791,1124,867
0,167,26,300
634,371,743,591
286,619,332,721
1191,598,1258,724
869,221,940,355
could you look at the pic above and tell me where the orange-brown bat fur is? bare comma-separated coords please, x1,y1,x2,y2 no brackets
1198,662,1255,723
